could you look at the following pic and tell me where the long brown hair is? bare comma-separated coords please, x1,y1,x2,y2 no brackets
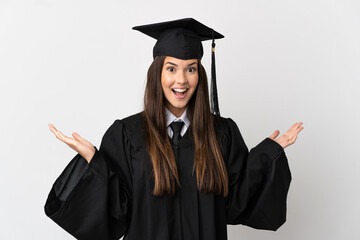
143,56,228,197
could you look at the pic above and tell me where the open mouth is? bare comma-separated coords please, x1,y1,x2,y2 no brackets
171,88,188,99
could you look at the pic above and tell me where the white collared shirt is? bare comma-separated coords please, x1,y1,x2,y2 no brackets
165,107,190,138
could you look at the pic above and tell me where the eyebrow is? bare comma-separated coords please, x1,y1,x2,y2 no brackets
165,61,197,67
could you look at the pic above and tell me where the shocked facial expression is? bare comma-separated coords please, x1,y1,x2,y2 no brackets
161,56,199,117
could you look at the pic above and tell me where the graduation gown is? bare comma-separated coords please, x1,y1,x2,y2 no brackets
44,112,291,240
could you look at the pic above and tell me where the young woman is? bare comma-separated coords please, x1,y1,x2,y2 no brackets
45,18,303,240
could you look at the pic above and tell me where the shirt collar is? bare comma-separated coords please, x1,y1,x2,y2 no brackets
165,107,190,128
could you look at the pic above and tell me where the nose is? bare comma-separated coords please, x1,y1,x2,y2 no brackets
176,71,187,84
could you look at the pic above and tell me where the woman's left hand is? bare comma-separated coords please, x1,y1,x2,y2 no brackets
268,122,304,149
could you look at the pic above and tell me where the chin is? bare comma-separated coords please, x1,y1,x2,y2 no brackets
166,101,188,111
173,101,189,109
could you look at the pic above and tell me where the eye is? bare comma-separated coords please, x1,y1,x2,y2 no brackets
187,67,196,72
167,67,175,72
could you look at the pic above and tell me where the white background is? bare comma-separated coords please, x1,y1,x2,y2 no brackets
1,0,359,239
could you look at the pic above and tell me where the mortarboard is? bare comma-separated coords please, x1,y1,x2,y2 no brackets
132,18,224,116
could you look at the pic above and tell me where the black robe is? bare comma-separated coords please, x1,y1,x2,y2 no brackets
44,112,291,240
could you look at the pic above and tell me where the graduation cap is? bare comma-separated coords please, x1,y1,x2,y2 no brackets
132,18,224,116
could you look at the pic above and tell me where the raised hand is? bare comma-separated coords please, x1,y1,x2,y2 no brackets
268,122,304,149
48,123,96,163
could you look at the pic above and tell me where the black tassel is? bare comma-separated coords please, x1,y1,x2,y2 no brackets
210,29,220,116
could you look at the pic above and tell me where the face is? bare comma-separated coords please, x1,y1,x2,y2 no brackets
161,56,199,117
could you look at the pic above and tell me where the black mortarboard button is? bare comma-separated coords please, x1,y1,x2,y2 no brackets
132,18,224,116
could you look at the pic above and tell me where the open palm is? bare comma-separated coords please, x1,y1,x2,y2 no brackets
48,123,95,163
268,122,304,149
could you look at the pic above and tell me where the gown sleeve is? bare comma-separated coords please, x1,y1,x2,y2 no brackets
223,118,291,231
44,120,133,240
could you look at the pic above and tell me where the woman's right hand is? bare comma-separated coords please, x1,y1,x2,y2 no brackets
48,123,96,163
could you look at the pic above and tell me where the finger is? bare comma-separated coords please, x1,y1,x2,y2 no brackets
49,124,62,139
290,122,303,132
295,122,303,129
295,122,303,131
269,130,280,139
297,126,304,134
58,130,76,144
290,132,299,144
288,122,299,132
72,133,89,145
48,124,80,151
72,132,83,141
287,125,301,140
48,126,57,135
49,126,62,140
293,126,304,135
289,127,304,142
48,123,59,132
48,124,68,141
51,127,74,144
286,122,303,137
57,130,66,142
73,133,94,149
